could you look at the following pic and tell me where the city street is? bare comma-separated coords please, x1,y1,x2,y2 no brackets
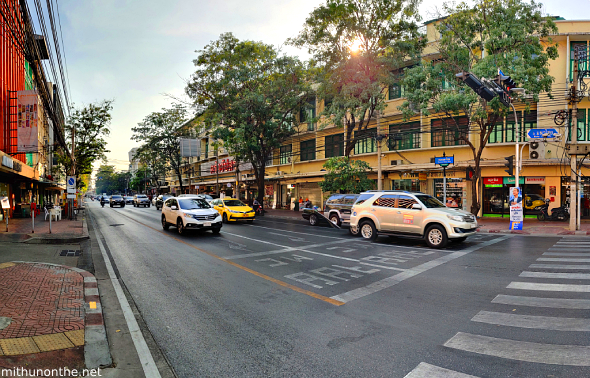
87,201,590,378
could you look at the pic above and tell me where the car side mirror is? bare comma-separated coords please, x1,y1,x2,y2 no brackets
219,204,224,207
412,204,422,210
171,205,178,210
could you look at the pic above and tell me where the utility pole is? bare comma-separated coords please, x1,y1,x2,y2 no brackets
569,47,580,231
510,103,520,189
215,147,219,197
376,111,382,191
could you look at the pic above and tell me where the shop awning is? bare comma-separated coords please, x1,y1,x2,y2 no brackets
44,186,65,191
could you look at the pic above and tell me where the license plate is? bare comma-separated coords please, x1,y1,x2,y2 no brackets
204,222,212,227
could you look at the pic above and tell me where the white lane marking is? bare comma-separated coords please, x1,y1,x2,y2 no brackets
520,271,590,280
90,213,162,378
444,332,590,366
245,223,350,240
537,258,590,263
544,252,590,256
225,240,351,260
221,231,290,248
472,310,590,331
404,362,479,378
529,264,590,270
507,282,590,292
492,294,590,309
359,262,406,271
331,236,510,303
268,231,306,242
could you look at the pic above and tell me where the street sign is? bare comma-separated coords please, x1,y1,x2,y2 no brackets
527,128,559,139
435,156,454,167
66,176,76,189
67,194,76,199
67,188,75,194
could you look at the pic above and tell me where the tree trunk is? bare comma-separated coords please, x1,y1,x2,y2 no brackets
256,163,265,205
176,169,184,194
470,163,481,216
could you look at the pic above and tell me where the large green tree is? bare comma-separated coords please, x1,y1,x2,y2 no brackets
95,165,130,195
289,0,424,156
131,104,191,194
58,100,113,190
399,0,558,215
133,141,170,194
186,33,312,203
319,157,374,193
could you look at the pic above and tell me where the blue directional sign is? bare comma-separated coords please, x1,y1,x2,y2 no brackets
527,128,559,139
435,156,454,166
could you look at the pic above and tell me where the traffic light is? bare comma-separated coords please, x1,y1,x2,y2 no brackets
504,156,514,176
466,166,475,180
456,72,496,101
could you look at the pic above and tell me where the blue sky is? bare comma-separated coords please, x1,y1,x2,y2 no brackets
48,0,584,172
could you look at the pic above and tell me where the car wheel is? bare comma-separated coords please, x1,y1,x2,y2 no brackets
425,224,448,248
222,213,228,224
122,204,125,208
453,237,467,243
162,215,169,230
147,204,150,208
110,204,113,208
360,221,378,241
212,228,221,234
177,218,184,235
309,214,318,226
329,213,341,227
349,224,360,236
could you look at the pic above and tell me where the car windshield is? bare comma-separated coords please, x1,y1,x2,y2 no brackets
224,200,246,207
137,195,147,198
415,195,446,208
178,199,211,210
112,196,122,199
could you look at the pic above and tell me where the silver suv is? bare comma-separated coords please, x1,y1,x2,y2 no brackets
349,190,477,248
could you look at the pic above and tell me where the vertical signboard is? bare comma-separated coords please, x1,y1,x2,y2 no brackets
509,186,523,230
17,90,39,152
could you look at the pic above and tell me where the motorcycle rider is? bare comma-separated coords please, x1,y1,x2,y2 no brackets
100,195,106,208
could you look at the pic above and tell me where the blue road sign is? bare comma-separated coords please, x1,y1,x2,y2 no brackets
67,177,75,186
435,156,454,166
527,128,559,139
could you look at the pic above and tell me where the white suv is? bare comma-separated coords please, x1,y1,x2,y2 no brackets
161,197,222,235
349,191,477,248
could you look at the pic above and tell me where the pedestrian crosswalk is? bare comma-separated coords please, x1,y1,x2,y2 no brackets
404,238,590,377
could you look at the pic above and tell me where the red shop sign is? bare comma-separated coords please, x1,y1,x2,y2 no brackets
483,177,502,185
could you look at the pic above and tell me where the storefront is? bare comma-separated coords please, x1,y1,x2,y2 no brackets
434,178,466,210
482,176,545,217
392,178,421,192
561,176,590,219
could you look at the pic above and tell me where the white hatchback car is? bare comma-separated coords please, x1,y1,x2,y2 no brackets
161,197,222,235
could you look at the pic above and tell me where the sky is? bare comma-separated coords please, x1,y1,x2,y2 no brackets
46,0,585,173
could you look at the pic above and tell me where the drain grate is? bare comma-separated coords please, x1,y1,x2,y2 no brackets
109,224,124,227
59,250,81,257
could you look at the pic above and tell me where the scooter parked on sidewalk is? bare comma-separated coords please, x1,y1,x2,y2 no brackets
536,198,569,221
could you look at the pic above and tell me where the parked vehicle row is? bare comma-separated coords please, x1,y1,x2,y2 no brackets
304,190,478,249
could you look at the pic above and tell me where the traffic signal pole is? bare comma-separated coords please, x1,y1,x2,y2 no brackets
569,48,579,232
510,103,520,189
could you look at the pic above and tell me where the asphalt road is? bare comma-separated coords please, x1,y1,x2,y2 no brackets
88,201,590,378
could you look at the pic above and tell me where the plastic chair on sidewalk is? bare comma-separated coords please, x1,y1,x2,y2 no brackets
44,207,49,221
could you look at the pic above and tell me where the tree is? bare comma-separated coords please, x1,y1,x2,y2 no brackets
186,33,312,204
289,0,424,156
131,104,191,194
399,0,558,215
57,100,113,190
134,142,170,194
319,157,375,193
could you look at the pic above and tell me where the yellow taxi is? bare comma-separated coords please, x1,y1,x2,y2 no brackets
211,198,255,223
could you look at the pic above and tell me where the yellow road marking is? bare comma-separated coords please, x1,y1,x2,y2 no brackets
89,301,97,309
112,210,345,306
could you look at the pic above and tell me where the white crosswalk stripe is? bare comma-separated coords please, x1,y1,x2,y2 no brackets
404,362,479,378
435,237,590,371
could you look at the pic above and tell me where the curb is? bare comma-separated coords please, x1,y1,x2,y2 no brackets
22,235,90,244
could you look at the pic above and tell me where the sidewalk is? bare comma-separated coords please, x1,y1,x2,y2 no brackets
263,208,590,236
0,208,111,373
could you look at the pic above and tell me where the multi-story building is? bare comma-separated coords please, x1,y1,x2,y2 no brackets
177,17,590,217
0,0,70,218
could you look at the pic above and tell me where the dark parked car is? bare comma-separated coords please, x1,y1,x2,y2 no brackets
302,193,360,226
133,194,151,208
110,195,125,208
155,194,174,210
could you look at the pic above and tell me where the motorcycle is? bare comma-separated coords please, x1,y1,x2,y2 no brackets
101,199,106,208
536,198,569,221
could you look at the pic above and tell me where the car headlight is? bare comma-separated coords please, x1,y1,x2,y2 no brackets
447,214,464,222
228,209,240,213
184,213,197,219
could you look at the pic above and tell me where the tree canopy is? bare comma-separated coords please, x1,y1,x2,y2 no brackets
400,0,558,214
289,0,425,156
319,157,374,193
186,32,312,202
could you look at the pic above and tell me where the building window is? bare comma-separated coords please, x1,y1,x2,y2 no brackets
354,129,376,154
570,42,589,82
388,122,420,150
431,117,468,147
300,98,316,131
325,134,344,158
266,150,274,166
280,144,292,165
505,112,521,143
488,122,503,144
300,139,316,161
569,109,588,142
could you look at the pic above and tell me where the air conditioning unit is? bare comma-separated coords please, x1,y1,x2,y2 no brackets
390,160,404,166
287,157,292,163
275,171,284,176
529,141,546,159
241,174,255,180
